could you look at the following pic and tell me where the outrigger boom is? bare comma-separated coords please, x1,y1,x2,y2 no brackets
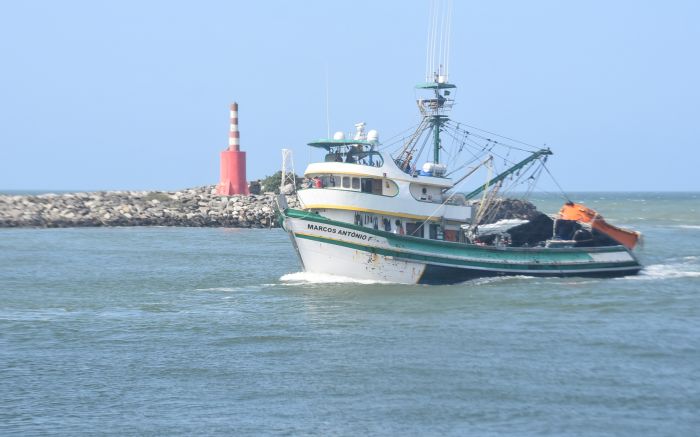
464,148,553,200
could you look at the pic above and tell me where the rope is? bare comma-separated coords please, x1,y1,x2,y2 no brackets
449,121,539,150
377,122,423,151
542,161,571,202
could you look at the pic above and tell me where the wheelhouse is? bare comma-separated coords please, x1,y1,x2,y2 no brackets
308,139,383,168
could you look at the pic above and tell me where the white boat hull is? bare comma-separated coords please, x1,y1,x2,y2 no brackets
285,215,426,283
294,231,426,283
281,209,642,285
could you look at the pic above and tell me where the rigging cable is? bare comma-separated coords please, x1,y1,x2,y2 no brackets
425,0,435,81
446,120,535,153
523,162,545,199
411,124,436,172
378,122,423,151
441,124,481,162
451,121,539,150
542,161,571,202
445,0,453,78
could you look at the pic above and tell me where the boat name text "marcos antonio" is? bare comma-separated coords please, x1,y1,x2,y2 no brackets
307,223,369,241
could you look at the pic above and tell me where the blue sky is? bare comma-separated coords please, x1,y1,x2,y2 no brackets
1,1,698,191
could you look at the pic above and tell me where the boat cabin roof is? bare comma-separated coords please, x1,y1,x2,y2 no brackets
415,82,457,90
308,139,376,151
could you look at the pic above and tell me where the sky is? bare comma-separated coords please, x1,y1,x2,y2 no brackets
1,0,698,192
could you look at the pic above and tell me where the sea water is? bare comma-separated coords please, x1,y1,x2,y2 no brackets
1,193,699,435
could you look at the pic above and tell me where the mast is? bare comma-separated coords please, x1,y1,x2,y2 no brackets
387,0,454,169
433,117,440,163
420,0,454,165
463,148,553,200
416,80,455,165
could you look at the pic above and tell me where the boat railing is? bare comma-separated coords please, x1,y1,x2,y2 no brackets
324,151,383,167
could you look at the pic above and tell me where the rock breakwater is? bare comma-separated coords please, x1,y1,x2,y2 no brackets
1,186,540,229
0,186,299,228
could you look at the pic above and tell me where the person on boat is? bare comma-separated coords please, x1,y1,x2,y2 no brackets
313,176,323,188
383,218,391,232
394,220,405,235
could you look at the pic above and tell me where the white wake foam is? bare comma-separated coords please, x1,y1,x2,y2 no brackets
465,275,535,286
279,271,392,285
676,225,700,230
195,287,239,292
629,263,700,280
194,284,273,292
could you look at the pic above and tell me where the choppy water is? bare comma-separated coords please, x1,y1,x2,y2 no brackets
1,193,699,435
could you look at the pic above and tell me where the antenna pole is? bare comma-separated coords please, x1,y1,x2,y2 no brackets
325,65,330,138
433,115,441,164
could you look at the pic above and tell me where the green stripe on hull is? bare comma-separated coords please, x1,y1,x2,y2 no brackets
284,208,630,255
293,233,640,274
387,235,594,264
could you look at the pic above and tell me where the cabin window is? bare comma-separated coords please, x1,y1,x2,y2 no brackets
406,222,424,238
312,174,397,196
409,183,440,202
429,224,442,240
323,150,384,167
360,178,385,195
443,230,457,242
325,153,344,162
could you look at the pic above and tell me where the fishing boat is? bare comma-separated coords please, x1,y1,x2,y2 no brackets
276,5,642,284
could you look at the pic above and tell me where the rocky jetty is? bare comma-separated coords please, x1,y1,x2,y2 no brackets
0,186,540,229
0,186,299,228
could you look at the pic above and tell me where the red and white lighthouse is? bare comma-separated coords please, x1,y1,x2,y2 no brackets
217,102,249,195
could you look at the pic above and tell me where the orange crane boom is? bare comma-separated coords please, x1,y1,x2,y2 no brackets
559,202,641,250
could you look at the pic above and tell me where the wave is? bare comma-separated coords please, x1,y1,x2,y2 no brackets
279,271,392,285
464,275,535,286
675,225,700,230
624,263,700,281
195,287,240,292
194,284,274,293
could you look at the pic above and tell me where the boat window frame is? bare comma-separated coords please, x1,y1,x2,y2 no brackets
322,147,384,168
405,222,425,238
303,174,399,197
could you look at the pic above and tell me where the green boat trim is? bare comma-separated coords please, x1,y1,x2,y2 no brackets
283,207,633,254
282,208,641,274
293,232,639,274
